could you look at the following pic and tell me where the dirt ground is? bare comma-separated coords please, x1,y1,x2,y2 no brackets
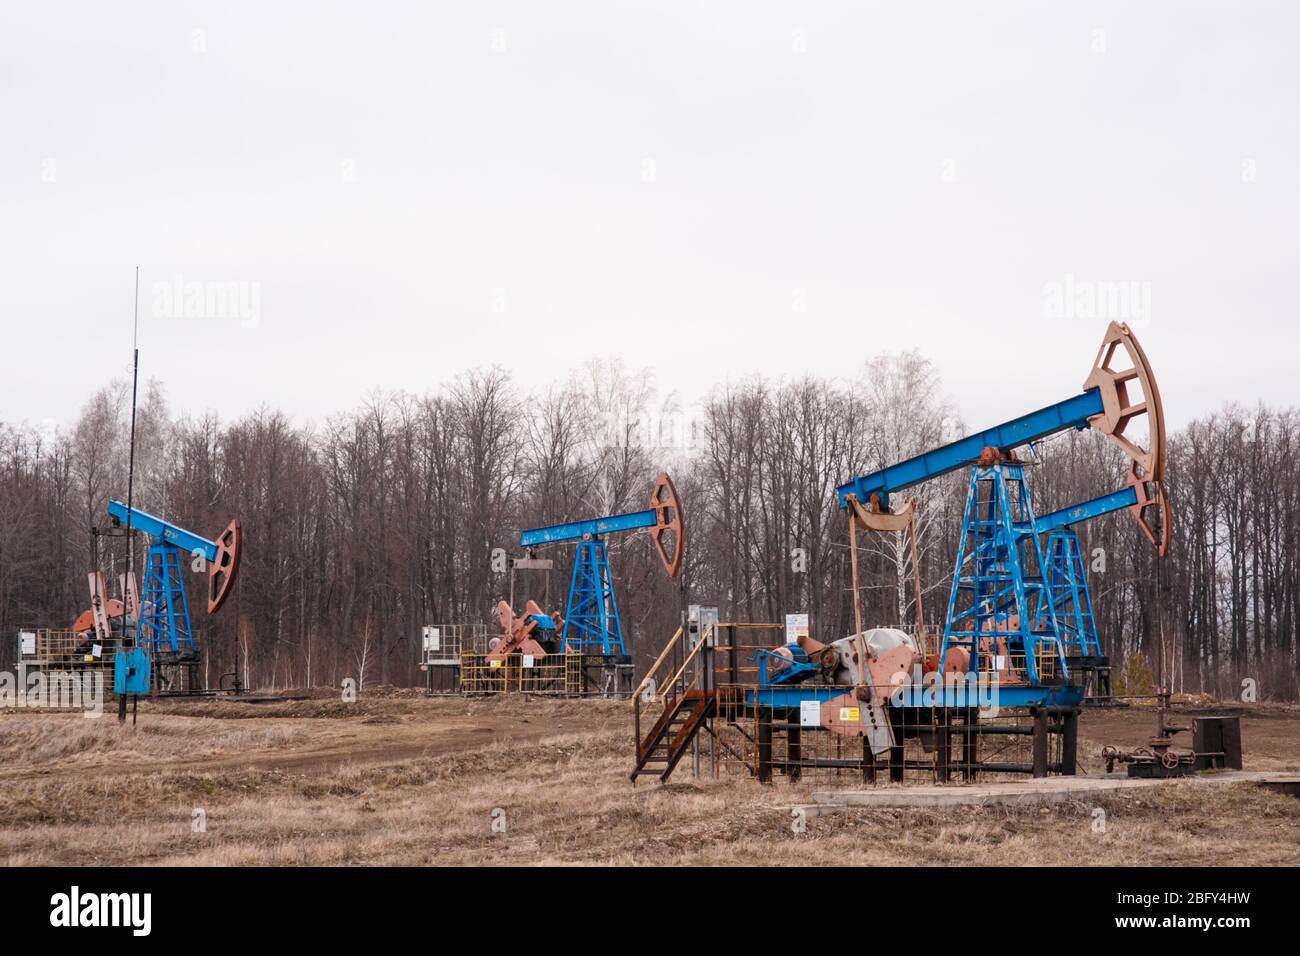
1,692,1298,866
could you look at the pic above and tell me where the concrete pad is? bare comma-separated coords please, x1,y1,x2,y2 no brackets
796,771,1300,813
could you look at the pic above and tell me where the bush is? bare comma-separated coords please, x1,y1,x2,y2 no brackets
1114,653,1156,696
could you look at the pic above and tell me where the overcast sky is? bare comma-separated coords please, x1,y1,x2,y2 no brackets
2,2,1295,437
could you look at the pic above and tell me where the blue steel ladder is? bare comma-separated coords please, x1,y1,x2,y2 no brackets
1036,531,1102,657
138,542,197,659
562,539,626,656
940,463,1068,685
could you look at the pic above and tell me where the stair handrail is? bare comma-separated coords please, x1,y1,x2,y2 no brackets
631,620,726,779
628,625,683,707
661,634,707,702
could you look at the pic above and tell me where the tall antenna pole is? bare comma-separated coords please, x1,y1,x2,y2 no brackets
124,268,141,642
116,267,142,723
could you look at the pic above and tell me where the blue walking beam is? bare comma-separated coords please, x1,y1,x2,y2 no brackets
519,507,660,547
837,390,1105,512
108,501,243,614
837,321,1169,552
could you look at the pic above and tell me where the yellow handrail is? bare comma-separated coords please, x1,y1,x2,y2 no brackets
628,625,682,707
660,634,707,702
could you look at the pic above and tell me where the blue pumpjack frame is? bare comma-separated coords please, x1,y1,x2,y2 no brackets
1036,531,1103,656
138,540,197,659
560,538,626,656
938,462,1067,686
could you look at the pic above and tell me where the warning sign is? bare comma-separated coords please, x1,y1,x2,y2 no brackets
422,626,440,651
838,706,860,722
785,613,809,644
800,700,821,727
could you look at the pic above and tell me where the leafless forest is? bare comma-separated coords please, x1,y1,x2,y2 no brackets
1,354,1296,699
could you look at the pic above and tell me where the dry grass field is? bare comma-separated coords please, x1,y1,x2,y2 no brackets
1,692,1298,866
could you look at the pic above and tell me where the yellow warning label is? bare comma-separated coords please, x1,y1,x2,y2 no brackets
489,659,502,669
838,707,860,722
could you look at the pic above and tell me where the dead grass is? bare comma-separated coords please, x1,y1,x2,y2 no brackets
0,713,301,769
0,696,1297,866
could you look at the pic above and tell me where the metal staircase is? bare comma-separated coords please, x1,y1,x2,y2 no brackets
630,688,716,782
631,610,752,783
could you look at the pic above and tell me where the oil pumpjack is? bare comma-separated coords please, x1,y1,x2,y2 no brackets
79,501,242,696
634,321,1170,782
517,472,684,695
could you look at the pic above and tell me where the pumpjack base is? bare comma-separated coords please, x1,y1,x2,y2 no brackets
1069,655,1115,704
574,653,635,699
745,698,1082,784
454,651,634,698
150,655,203,697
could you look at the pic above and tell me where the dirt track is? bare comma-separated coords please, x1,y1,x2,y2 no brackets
0,694,626,779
